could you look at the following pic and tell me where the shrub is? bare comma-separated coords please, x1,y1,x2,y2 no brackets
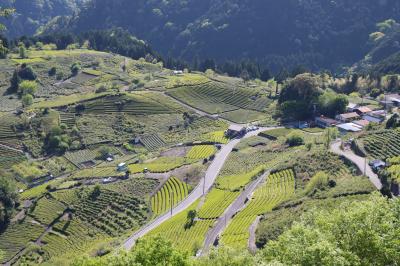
48,67,57,76
286,131,304,147
305,171,329,194
19,80,37,96
21,94,33,107
71,62,81,76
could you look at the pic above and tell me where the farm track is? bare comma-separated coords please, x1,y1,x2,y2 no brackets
201,171,268,255
123,127,279,250
330,141,383,190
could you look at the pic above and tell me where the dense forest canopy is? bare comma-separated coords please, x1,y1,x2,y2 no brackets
38,0,400,72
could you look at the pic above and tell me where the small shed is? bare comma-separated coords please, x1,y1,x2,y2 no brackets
117,163,127,172
225,125,246,138
336,123,363,133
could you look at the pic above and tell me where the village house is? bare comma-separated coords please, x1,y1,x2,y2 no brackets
354,106,372,116
315,116,338,128
335,112,360,123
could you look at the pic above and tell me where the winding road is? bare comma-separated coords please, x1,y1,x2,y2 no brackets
123,127,277,250
330,141,382,190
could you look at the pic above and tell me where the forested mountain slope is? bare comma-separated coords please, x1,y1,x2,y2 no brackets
0,0,84,38
42,0,400,71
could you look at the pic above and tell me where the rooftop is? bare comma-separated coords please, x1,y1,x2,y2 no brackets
338,112,360,119
356,106,372,113
336,123,363,132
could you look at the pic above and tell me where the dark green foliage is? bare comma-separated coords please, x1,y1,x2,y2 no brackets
8,64,37,94
285,132,304,147
386,114,400,129
0,176,18,230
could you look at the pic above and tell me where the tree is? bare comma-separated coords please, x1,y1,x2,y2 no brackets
305,171,329,194
9,64,37,94
72,236,190,266
21,94,33,107
19,43,27,59
71,62,81,76
261,193,400,266
184,210,197,229
0,176,18,230
0,7,14,58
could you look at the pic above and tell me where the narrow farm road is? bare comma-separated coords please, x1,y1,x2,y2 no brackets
123,127,277,250
201,171,268,255
330,141,383,190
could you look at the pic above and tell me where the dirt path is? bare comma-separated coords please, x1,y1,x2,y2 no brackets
330,141,382,190
248,216,261,253
200,172,268,255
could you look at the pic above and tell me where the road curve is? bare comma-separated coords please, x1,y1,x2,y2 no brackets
123,127,277,250
201,171,268,255
330,141,382,190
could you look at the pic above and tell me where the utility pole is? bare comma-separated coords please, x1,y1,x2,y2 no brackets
364,157,367,176
170,191,173,216
203,176,206,195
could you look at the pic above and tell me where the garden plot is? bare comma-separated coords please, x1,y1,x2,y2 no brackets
221,169,295,249
151,177,191,216
59,112,76,128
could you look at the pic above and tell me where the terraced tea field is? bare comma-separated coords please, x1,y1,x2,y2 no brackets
197,188,240,219
64,149,99,167
167,82,256,114
147,201,215,254
30,196,67,225
216,165,267,190
186,145,216,159
128,157,195,174
221,169,295,249
360,129,400,159
85,94,175,115
139,134,166,151
151,177,190,216
0,146,26,169
0,220,45,264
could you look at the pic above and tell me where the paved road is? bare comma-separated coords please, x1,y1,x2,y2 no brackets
200,171,268,255
330,141,382,190
123,127,277,250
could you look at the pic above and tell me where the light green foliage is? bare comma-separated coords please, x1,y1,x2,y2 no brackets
197,188,240,219
186,145,216,159
261,193,400,266
21,94,33,107
19,80,37,96
72,236,190,266
221,169,295,249
285,130,305,147
129,157,195,174
305,171,329,195
216,165,267,191
151,177,190,216
11,161,47,182
259,128,292,139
